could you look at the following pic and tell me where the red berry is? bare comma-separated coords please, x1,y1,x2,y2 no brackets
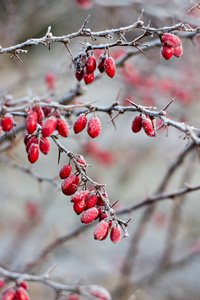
99,210,108,221
81,207,99,224
86,55,96,73
39,137,50,155
75,69,84,81
26,136,38,153
161,33,181,47
45,72,56,91
131,115,142,133
24,135,31,145
94,220,109,241
73,200,85,215
61,174,79,196
59,164,72,179
73,114,88,134
87,117,101,138
104,57,115,78
57,118,69,137
161,46,174,60
1,113,14,132
75,0,93,9
85,194,98,209
28,143,39,163
68,293,79,300
84,71,95,84
97,193,107,207
98,55,106,73
110,224,121,244
0,278,5,289
33,106,44,123
174,45,183,57
41,116,57,137
26,111,37,134
71,190,89,203
88,285,111,300
2,288,16,300
141,116,155,137
19,282,28,291
16,287,30,300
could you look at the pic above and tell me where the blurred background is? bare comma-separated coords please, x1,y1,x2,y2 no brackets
0,1,200,299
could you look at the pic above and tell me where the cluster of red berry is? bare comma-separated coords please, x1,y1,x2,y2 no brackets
75,53,116,84
161,33,183,60
0,113,14,135
0,279,30,300
73,113,101,138
59,159,121,243
131,114,156,137
24,106,69,164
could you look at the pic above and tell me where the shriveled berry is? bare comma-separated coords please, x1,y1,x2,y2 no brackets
88,285,111,300
19,282,28,291
73,114,87,134
174,45,183,57
84,71,95,84
28,144,39,163
26,111,37,134
86,55,96,73
131,115,142,133
73,200,85,215
97,193,108,207
41,116,57,137
33,106,44,123
81,207,99,224
87,117,101,138
98,54,106,73
104,57,115,78
57,118,69,137
0,278,5,289
2,288,16,300
68,293,79,300
61,174,79,196
161,33,181,47
1,113,14,132
59,164,72,179
141,116,155,137
94,220,109,241
161,46,174,60
75,69,84,81
110,224,121,244
39,137,50,155
71,190,89,203
85,194,98,209
16,287,30,300
26,136,38,153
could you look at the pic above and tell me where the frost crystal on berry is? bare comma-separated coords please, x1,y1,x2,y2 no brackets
41,116,57,137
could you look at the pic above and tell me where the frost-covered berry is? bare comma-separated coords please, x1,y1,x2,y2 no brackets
87,117,101,138
28,143,39,164
131,115,142,133
161,46,174,60
59,164,72,179
57,118,69,137
1,113,14,132
71,190,89,203
41,116,57,137
110,224,121,244
73,114,88,134
81,207,99,224
86,55,96,73
104,57,115,78
94,220,109,241
39,137,50,155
